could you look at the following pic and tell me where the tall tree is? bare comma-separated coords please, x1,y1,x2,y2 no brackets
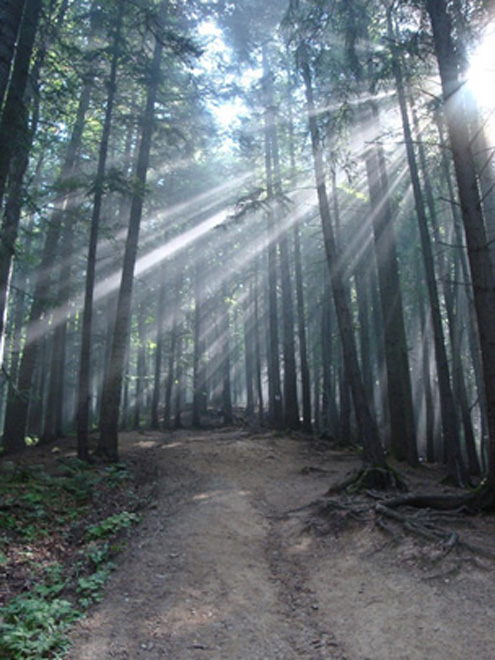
387,6,464,480
300,46,386,469
0,0,27,110
0,0,42,207
77,0,125,460
424,0,495,503
98,4,166,461
343,0,417,465
262,51,300,429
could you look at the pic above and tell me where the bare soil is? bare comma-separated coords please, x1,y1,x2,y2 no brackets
66,428,495,660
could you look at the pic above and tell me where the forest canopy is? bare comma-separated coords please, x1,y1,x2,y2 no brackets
0,0,495,500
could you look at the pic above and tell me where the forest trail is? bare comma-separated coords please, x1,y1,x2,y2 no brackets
67,429,495,660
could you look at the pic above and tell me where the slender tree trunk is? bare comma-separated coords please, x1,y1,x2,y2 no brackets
263,53,300,429
389,11,463,479
192,252,205,428
411,99,480,475
354,258,373,405
0,0,27,110
133,300,147,430
98,11,164,461
0,0,42,207
221,281,233,425
163,267,181,429
173,333,184,429
254,260,265,426
77,2,124,459
433,107,488,451
287,64,311,432
300,53,386,467
243,278,255,419
41,219,72,445
0,113,31,369
0,0,42,356
415,253,436,463
362,100,417,465
425,0,495,498
321,285,340,439
151,275,166,429
293,222,312,431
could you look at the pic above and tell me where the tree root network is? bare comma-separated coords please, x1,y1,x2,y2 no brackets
309,467,495,563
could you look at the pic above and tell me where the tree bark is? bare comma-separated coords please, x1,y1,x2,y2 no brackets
425,0,495,496
0,0,27,110
300,52,386,467
262,57,300,429
77,2,124,459
262,60,284,429
0,0,42,207
0,0,42,358
362,99,417,466
388,10,463,479
98,9,164,461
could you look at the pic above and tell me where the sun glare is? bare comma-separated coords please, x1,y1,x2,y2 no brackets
466,26,495,109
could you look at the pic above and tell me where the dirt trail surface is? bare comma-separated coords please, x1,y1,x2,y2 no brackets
68,429,495,659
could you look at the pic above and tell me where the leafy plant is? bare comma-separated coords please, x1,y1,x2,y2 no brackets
76,565,114,608
0,451,144,658
87,541,111,566
0,593,82,659
85,511,140,541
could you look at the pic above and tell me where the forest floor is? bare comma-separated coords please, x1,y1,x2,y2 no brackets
61,427,495,660
3,427,495,659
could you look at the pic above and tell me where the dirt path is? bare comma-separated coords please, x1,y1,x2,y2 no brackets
67,429,495,659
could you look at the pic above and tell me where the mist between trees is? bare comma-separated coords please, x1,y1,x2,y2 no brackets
1,0,495,501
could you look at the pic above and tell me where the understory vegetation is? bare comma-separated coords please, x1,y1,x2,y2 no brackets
0,443,146,659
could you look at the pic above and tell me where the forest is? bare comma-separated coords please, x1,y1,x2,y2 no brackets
2,0,495,657
1,0,495,488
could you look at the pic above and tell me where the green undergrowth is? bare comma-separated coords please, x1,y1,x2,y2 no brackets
0,455,145,659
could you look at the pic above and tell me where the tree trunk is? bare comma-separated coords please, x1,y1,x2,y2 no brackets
362,99,417,466
2,217,62,453
243,278,255,419
300,53,386,467
133,300,147,430
293,222,312,431
221,282,233,425
0,0,42,355
151,275,166,429
0,0,27,110
425,0,495,497
77,2,123,459
98,10,164,461
262,58,300,429
254,260,265,426
192,252,205,428
0,0,42,207
389,10,463,480
173,333,184,429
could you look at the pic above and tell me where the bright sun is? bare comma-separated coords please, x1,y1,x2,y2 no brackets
466,26,495,109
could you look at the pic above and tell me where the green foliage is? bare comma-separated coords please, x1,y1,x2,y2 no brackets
76,565,115,608
0,562,76,658
0,591,81,660
85,511,140,541
0,454,142,658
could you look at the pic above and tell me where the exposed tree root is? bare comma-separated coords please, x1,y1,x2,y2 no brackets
375,501,495,559
326,465,408,495
381,481,495,514
381,493,476,512
308,483,495,564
